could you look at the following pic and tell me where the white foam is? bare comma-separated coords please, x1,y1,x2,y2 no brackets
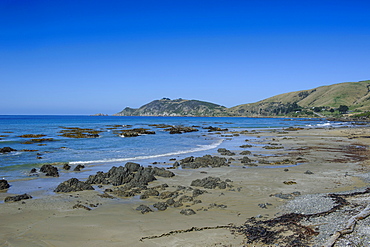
69,139,223,165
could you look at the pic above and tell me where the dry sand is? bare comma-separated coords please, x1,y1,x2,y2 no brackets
0,126,369,246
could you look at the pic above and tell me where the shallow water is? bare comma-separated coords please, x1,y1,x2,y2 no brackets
0,115,341,184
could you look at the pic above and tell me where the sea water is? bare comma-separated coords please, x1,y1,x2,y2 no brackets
0,115,344,184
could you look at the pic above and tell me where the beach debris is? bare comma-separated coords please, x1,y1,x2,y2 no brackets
190,176,232,189
179,155,228,169
73,203,92,211
40,164,59,177
234,188,370,246
217,148,235,156
140,224,232,241
4,193,32,203
0,180,10,190
304,170,314,174
323,204,370,247
136,204,153,214
180,209,196,215
0,147,17,153
54,178,94,193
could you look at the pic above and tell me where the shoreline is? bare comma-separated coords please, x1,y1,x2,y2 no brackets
1,126,369,246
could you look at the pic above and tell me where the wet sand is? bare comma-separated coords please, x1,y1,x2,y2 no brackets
0,126,369,246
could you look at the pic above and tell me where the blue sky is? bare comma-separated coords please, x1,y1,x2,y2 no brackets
1,0,370,114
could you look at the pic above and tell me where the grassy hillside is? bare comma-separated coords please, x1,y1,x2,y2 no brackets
228,80,370,117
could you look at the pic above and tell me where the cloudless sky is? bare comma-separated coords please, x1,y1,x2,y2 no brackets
1,0,370,114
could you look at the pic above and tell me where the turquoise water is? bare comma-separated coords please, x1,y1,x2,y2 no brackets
0,115,336,181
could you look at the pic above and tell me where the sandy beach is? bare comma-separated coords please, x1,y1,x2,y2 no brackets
1,126,369,247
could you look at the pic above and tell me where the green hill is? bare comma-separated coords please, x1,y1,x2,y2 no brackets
114,98,228,117
113,80,370,117
228,80,370,117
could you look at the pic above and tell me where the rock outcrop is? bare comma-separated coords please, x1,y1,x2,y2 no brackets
0,180,10,190
54,178,94,193
179,155,228,169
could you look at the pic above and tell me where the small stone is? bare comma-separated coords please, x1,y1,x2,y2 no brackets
180,209,196,216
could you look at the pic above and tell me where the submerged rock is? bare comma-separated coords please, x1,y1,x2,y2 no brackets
40,164,59,177
0,147,17,153
164,126,198,134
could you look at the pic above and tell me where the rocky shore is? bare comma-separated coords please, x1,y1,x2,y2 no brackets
0,126,369,246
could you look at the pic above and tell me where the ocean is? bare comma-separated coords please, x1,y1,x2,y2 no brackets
0,115,344,195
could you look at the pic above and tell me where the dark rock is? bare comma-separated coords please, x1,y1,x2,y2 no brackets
203,126,228,132
166,198,175,205
0,147,17,153
153,167,175,177
125,162,141,172
173,201,183,207
63,164,71,170
30,168,37,173
0,180,10,190
240,150,252,155
86,171,110,185
164,126,198,134
181,155,228,169
54,178,94,193
217,148,235,156
209,203,227,209
180,209,196,215
153,202,168,211
73,164,85,171
192,189,206,197
191,176,232,189
40,164,59,177
304,170,314,174
136,204,153,214
4,193,32,203
159,191,178,199
240,156,252,163
193,199,202,204
141,189,159,199
179,195,193,203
